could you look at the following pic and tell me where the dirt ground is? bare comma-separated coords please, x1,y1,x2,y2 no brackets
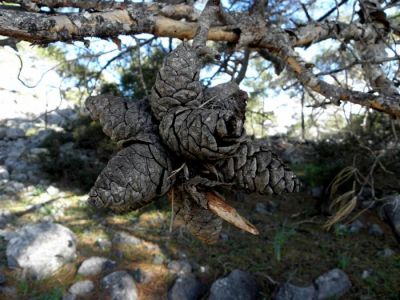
1,187,399,299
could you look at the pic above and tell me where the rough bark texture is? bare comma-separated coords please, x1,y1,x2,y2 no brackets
0,0,400,118
0,1,399,117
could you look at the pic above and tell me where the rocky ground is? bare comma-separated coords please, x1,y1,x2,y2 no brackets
0,112,399,300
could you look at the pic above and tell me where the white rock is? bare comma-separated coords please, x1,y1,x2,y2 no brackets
6,128,25,139
168,274,204,300
314,268,351,300
0,166,9,180
46,185,60,196
208,270,259,300
101,271,138,300
77,256,116,276
69,280,94,295
273,283,316,300
6,222,77,279
168,260,192,275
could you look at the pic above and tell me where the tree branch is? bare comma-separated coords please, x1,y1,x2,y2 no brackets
0,2,399,117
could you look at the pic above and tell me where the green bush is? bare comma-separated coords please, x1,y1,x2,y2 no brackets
39,115,116,191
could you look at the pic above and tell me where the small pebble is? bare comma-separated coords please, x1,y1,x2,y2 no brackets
361,269,373,280
349,220,364,234
368,224,384,237
378,248,395,258
153,254,164,265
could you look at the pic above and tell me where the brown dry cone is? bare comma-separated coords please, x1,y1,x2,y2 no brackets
85,95,174,212
214,139,300,195
150,43,248,161
86,95,158,145
170,177,260,243
170,186,223,244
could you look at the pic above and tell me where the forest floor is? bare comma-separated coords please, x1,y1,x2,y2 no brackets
0,183,399,299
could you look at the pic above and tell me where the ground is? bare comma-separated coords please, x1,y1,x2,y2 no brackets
0,183,399,299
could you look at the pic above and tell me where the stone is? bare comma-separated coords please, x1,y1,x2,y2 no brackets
168,274,204,300
45,113,64,126
131,268,146,283
77,256,117,276
168,260,192,275
282,145,308,165
153,254,165,265
381,194,400,238
113,231,143,246
6,222,77,279
27,148,49,162
358,186,374,202
7,139,26,158
62,293,76,300
255,201,279,215
31,129,53,145
3,181,24,194
46,185,60,196
208,269,259,300
0,209,12,228
368,224,384,237
0,228,16,241
0,166,9,180
0,273,6,285
273,283,316,300
348,220,364,234
59,142,75,154
360,200,377,209
96,237,112,251
310,186,324,199
361,269,373,280
0,286,17,297
69,280,94,295
101,271,138,300
255,202,269,214
314,268,351,299
6,128,25,139
0,128,6,139
219,233,229,241
378,248,395,258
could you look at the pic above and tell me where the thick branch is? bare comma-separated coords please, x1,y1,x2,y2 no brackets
0,3,399,117
4,0,129,11
0,3,237,43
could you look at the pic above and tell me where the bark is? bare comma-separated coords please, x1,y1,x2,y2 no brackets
354,0,399,97
0,2,398,116
5,0,130,11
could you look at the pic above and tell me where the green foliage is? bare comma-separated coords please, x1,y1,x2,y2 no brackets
333,224,350,237
118,48,165,98
17,279,63,300
337,251,351,269
35,287,63,300
39,116,116,191
272,224,296,262
32,184,46,196
17,279,29,297
292,162,343,188
364,257,400,299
